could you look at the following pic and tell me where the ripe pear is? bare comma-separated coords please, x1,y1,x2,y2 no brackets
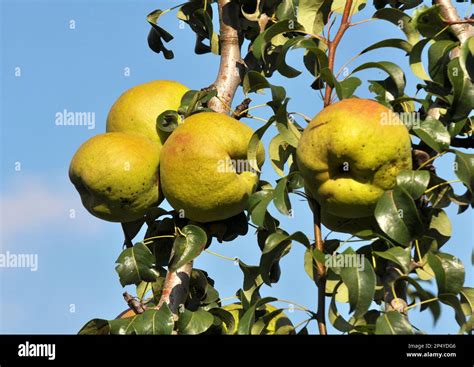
297,99,412,218
69,132,161,223
160,112,265,223
223,304,293,335
106,80,189,146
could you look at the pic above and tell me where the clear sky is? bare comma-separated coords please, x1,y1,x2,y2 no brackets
0,0,472,334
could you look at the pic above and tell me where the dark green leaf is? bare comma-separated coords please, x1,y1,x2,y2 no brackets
133,305,174,335
396,169,430,199
375,311,414,334
373,247,411,274
427,252,465,295
361,38,412,55
78,319,110,335
413,118,450,152
169,225,207,270
177,309,214,335
115,243,160,287
375,187,423,245
340,248,376,318
373,8,420,45
273,177,291,216
352,61,406,97
329,281,354,332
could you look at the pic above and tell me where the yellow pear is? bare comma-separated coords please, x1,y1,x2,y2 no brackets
297,98,412,218
69,132,161,223
160,112,265,223
106,80,189,146
223,303,293,335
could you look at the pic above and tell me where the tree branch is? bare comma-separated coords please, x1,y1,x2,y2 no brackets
156,0,243,323
156,261,193,318
323,0,353,106
207,0,243,113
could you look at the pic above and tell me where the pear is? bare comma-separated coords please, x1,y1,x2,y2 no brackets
69,132,161,222
106,80,189,146
297,98,412,218
160,112,265,222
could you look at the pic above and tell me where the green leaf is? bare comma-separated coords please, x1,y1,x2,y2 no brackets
361,38,413,55
428,40,456,84
252,19,305,61
413,118,450,152
329,281,354,332
247,189,274,228
460,37,474,81
273,177,292,216
427,252,465,295
276,37,328,78
373,247,411,274
247,118,272,173
373,8,420,45
237,297,276,335
242,71,286,106
108,316,139,335
269,134,292,177
332,0,366,15
146,10,174,59
338,77,362,99
78,319,110,335
352,61,406,97
297,0,330,35
169,225,207,270
396,169,430,199
375,311,414,334
177,309,214,335
133,305,174,335
412,5,449,40
115,243,160,287
460,287,474,317
156,110,180,133
375,187,423,245
447,58,474,121
239,261,264,306
339,248,376,319
439,294,466,327
409,39,432,81
455,151,474,193
427,209,452,245
260,231,309,285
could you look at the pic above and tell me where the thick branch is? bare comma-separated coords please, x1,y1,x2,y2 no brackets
207,0,243,113
156,0,243,322
156,262,193,318
323,0,353,106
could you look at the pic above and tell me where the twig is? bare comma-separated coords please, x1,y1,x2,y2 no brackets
123,292,145,314
323,0,353,106
232,98,252,119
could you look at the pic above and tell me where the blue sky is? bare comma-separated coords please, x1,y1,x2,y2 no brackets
0,0,472,334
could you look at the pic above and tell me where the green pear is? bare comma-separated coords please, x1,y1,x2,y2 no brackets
160,112,265,223
69,132,161,222
106,80,189,146
222,304,293,335
297,98,412,218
